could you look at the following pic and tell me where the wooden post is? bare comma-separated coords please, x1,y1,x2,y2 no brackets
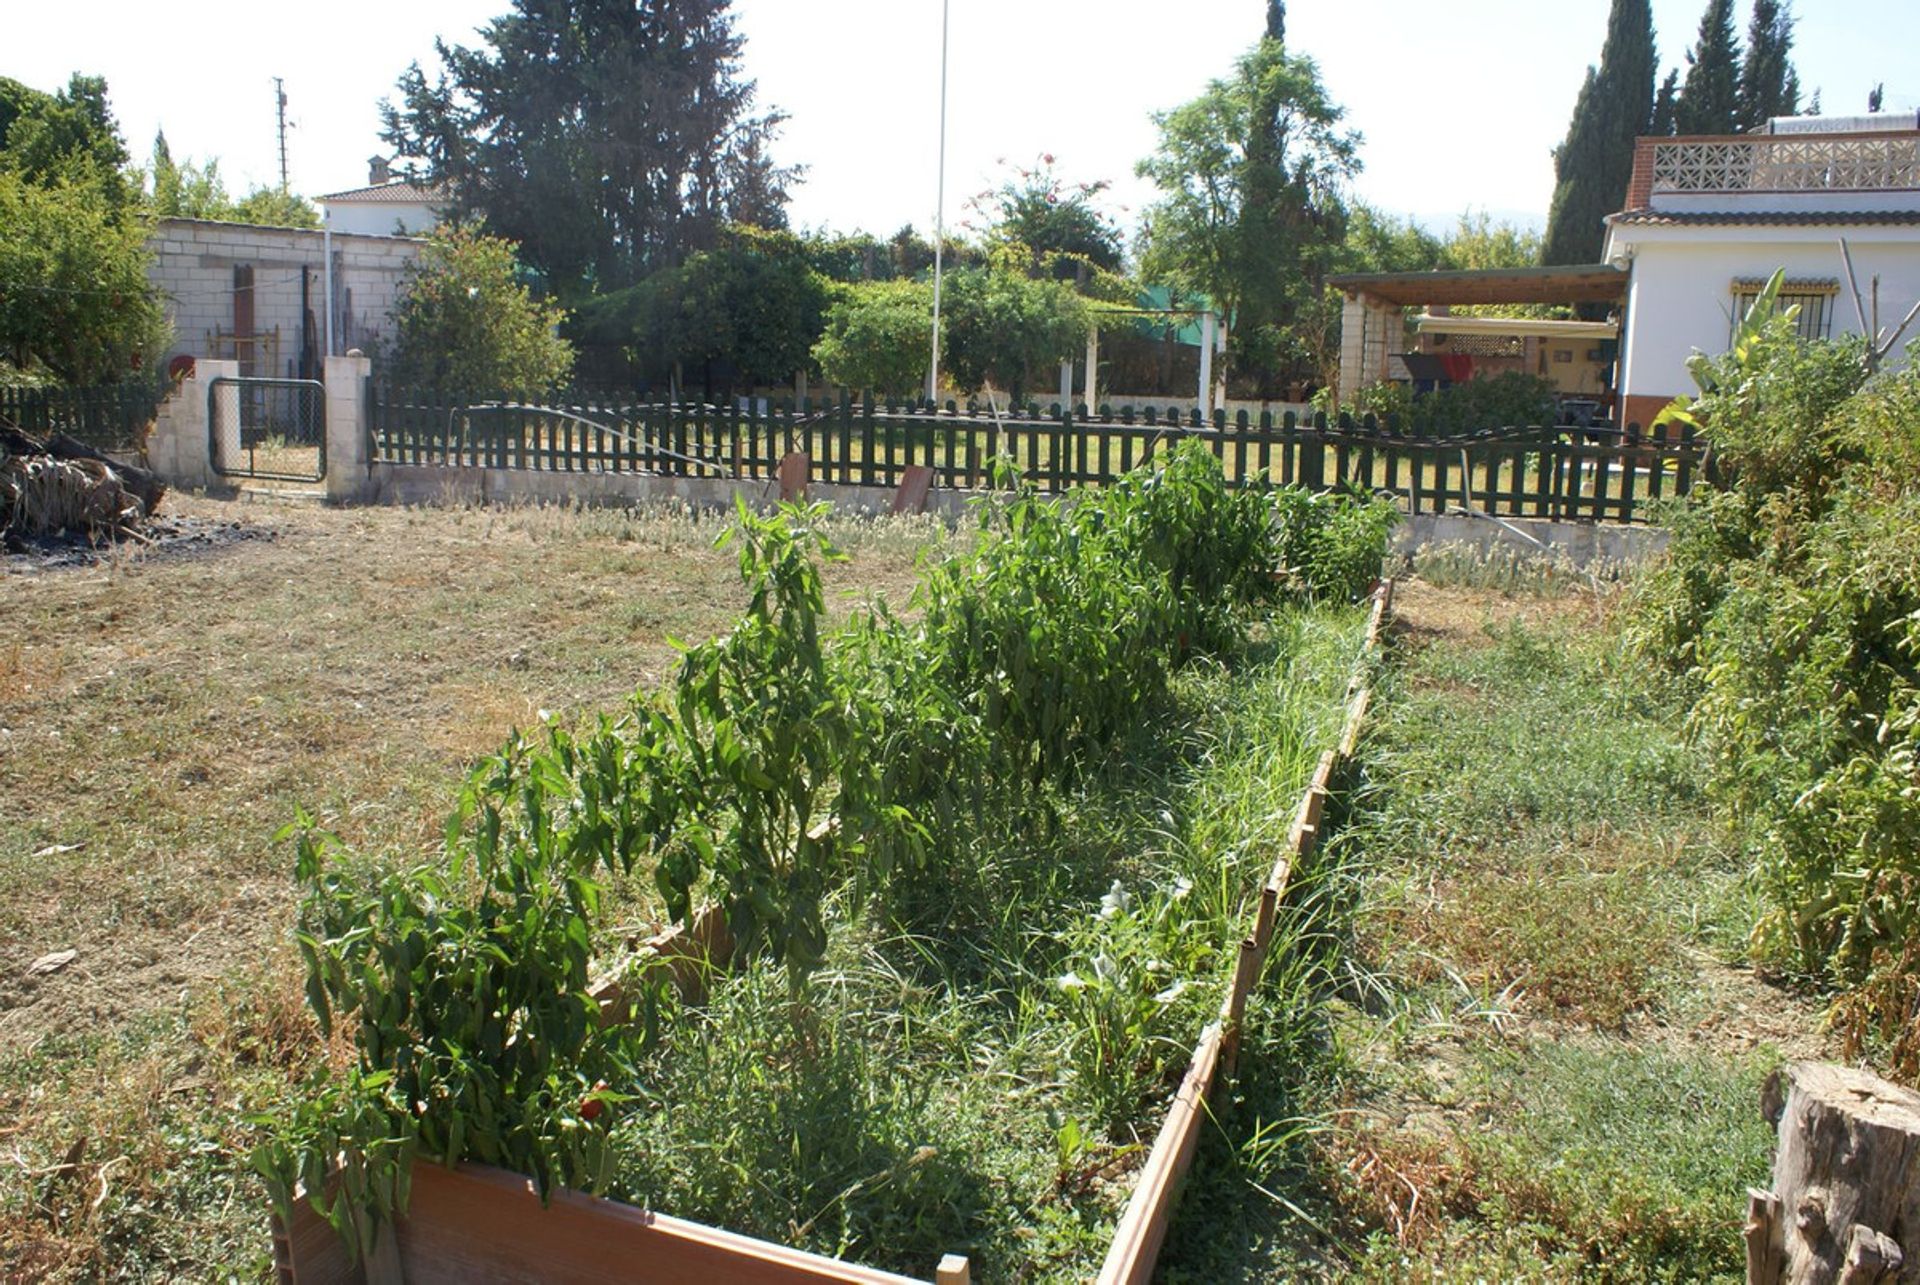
1748,1062,1920,1284
934,1254,970,1285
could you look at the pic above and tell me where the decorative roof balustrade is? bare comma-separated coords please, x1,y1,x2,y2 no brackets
1651,133,1920,194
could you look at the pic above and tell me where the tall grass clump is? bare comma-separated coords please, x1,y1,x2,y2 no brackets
1628,275,1920,1079
256,441,1393,1274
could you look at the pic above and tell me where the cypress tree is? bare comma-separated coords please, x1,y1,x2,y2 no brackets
1737,0,1800,132
1541,0,1655,265
1652,69,1680,136
1674,0,1741,135
1266,0,1285,42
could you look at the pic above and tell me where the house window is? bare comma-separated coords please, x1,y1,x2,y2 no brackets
1731,279,1838,344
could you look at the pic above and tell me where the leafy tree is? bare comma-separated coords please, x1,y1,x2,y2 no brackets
0,74,136,211
387,226,573,391
1542,0,1655,265
148,131,228,219
148,131,321,228
230,187,321,230
1674,0,1741,135
1340,205,1446,275
940,264,1089,402
811,280,934,399
0,171,166,385
572,225,827,392
381,0,798,298
1445,211,1543,271
1265,0,1284,42
1,74,163,385
1136,39,1358,382
969,155,1122,283
1736,0,1800,132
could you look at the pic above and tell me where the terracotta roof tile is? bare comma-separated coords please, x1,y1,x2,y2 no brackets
1611,208,1920,227
317,180,448,204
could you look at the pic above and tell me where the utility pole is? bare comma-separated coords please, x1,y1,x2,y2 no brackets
274,78,290,191
926,0,950,405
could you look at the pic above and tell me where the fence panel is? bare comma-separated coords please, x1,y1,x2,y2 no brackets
361,386,1702,523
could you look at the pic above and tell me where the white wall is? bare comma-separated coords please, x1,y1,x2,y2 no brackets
145,219,424,376
1616,227,1920,402
320,201,439,238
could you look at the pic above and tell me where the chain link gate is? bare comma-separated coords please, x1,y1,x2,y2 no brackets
208,377,326,482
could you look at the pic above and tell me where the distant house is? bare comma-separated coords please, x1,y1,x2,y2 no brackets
146,217,424,378
1326,265,1626,415
316,156,448,238
1603,114,1920,429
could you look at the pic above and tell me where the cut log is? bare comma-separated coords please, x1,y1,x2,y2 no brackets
0,424,166,517
47,432,167,515
1753,1061,1920,1285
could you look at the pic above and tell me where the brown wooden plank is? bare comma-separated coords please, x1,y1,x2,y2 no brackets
389,1163,929,1285
1094,1024,1224,1285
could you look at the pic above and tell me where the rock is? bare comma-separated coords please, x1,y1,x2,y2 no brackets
28,949,77,976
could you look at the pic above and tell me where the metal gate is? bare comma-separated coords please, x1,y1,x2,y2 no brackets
209,377,325,482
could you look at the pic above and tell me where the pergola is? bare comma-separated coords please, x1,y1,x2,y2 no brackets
1326,264,1628,401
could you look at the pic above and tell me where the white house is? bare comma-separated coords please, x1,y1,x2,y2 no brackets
1603,115,1920,429
316,157,448,238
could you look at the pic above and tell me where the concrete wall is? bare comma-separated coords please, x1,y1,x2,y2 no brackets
1337,295,1404,403
145,219,424,377
1392,511,1669,567
361,462,978,520
1611,225,1920,408
145,359,240,491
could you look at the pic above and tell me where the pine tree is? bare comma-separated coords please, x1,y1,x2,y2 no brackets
1266,0,1285,42
1541,0,1655,265
1736,0,1800,131
1674,0,1741,135
381,0,796,298
1652,69,1680,136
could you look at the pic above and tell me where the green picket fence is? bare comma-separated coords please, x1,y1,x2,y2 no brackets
368,384,1703,524
0,380,167,454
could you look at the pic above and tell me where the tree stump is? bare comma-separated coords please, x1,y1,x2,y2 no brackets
1748,1061,1920,1285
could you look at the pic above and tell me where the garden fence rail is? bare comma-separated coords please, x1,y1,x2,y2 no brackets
369,384,1704,524
0,379,166,455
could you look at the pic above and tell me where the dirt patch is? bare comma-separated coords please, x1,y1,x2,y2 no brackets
0,492,944,1053
3,513,275,574
1390,577,1612,657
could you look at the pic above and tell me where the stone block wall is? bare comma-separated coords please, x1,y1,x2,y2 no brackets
145,219,424,378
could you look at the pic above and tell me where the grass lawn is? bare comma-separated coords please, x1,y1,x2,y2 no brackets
0,493,945,1280
1156,569,1833,1283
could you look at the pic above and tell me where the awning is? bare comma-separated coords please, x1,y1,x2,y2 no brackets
1326,264,1627,307
1412,315,1619,338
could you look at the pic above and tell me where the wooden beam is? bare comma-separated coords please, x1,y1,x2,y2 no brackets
1095,1024,1224,1285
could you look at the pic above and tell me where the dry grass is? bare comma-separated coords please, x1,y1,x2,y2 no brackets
0,491,946,1278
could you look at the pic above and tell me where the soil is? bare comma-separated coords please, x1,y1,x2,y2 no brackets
2,513,276,574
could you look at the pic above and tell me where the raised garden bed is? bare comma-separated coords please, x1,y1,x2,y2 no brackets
261,449,1394,1282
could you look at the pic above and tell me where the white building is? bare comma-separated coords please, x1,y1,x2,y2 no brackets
316,157,448,238
1603,116,1920,430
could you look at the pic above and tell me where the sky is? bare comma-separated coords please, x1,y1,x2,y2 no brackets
9,1,1917,247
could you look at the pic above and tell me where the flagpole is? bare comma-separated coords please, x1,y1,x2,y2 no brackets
927,0,950,405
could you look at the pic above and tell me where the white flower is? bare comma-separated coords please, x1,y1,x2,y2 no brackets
1170,877,1193,900
1098,881,1131,920
1056,971,1087,993
1091,953,1117,982
1154,981,1189,1005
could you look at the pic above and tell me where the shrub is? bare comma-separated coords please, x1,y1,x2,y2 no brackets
811,280,933,399
1273,484,1399,602
1628,291,1920,1079
387,227,573,392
